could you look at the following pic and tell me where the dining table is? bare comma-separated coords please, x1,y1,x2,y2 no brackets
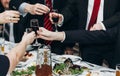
4,41,116,76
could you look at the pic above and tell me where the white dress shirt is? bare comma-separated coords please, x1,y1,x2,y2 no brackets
86,0,104,30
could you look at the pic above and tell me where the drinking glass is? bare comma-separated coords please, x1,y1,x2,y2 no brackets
30,19,41,46
52,9,59,32
0,25,5,55
116,64,120,76
35,45,52,76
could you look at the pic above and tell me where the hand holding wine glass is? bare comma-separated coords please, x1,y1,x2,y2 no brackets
30,19,41,46
49,12,64,26
51,9,59,32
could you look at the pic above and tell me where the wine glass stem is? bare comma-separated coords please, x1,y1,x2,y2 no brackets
55,24,58,32
35,39,38,44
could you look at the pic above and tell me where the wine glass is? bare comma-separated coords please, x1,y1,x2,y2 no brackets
30,19,41,46
52,9,59,32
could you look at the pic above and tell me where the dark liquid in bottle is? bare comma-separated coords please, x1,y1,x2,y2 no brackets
35,64,52,76
52,17,59,23
31,26,39,35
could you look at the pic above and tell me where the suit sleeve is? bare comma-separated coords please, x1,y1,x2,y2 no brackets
64,26,118,44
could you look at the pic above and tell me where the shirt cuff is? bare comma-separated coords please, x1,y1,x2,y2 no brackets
99,22,106,30
61,31,66,42
57,15,64,27
19,2,28,17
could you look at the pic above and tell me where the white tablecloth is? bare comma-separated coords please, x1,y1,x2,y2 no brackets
5,41,115,76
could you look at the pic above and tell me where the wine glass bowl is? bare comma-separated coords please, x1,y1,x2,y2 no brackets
52,17,59,23
30,19,39,35
30,19,41,46
52,9,59,23
51,9,59,32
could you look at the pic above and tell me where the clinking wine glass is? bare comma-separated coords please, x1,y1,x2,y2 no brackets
45,2,59,32
52,9,59,32
30,19,41,46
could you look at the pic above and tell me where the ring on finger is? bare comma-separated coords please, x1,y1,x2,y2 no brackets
9,17,12,21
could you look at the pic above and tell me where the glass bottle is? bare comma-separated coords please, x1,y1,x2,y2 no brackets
35,45,52,76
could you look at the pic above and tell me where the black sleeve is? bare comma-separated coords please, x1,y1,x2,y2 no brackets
0,55,10,76
64,26,118,44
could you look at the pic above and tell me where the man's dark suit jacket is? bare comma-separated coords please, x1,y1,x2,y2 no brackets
62,0,120,29
61,0,120,66
63,23,120,68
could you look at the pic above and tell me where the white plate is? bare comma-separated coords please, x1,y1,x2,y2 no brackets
26,45,34,51
52,55,82,63
16,53,35,68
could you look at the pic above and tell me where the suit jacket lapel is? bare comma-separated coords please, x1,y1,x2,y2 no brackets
104,0,110,20
79,0,88,29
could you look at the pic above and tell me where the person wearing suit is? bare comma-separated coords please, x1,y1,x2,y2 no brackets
9,0,76,54
0,0,27,43
37,24,120,68
49,0,120,66
0,2,35,75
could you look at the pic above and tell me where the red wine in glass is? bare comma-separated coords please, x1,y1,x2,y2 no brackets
51,9,59,32
30,19,39,35
30,19,41,46
31,26,39,35
52,17,59,23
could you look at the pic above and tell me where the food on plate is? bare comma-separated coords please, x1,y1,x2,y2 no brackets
53,58,84,75
20,52,33,62
11,65,36,76
24,51,33,57
52,55,82,62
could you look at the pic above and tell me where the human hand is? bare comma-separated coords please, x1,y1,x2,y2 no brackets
49,12,63,24
0,10,20,24
90,23,105,31
37,27,55,41
37,27,64,41
21,31,35,45
25,3,50,15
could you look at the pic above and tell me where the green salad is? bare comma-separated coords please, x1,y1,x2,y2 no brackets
11,65,36,76
53,58,84,75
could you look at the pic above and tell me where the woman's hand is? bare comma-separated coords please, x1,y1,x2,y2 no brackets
21,31,36,45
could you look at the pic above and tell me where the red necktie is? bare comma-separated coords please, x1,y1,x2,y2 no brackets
88,0,101,30
44,0,53,45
